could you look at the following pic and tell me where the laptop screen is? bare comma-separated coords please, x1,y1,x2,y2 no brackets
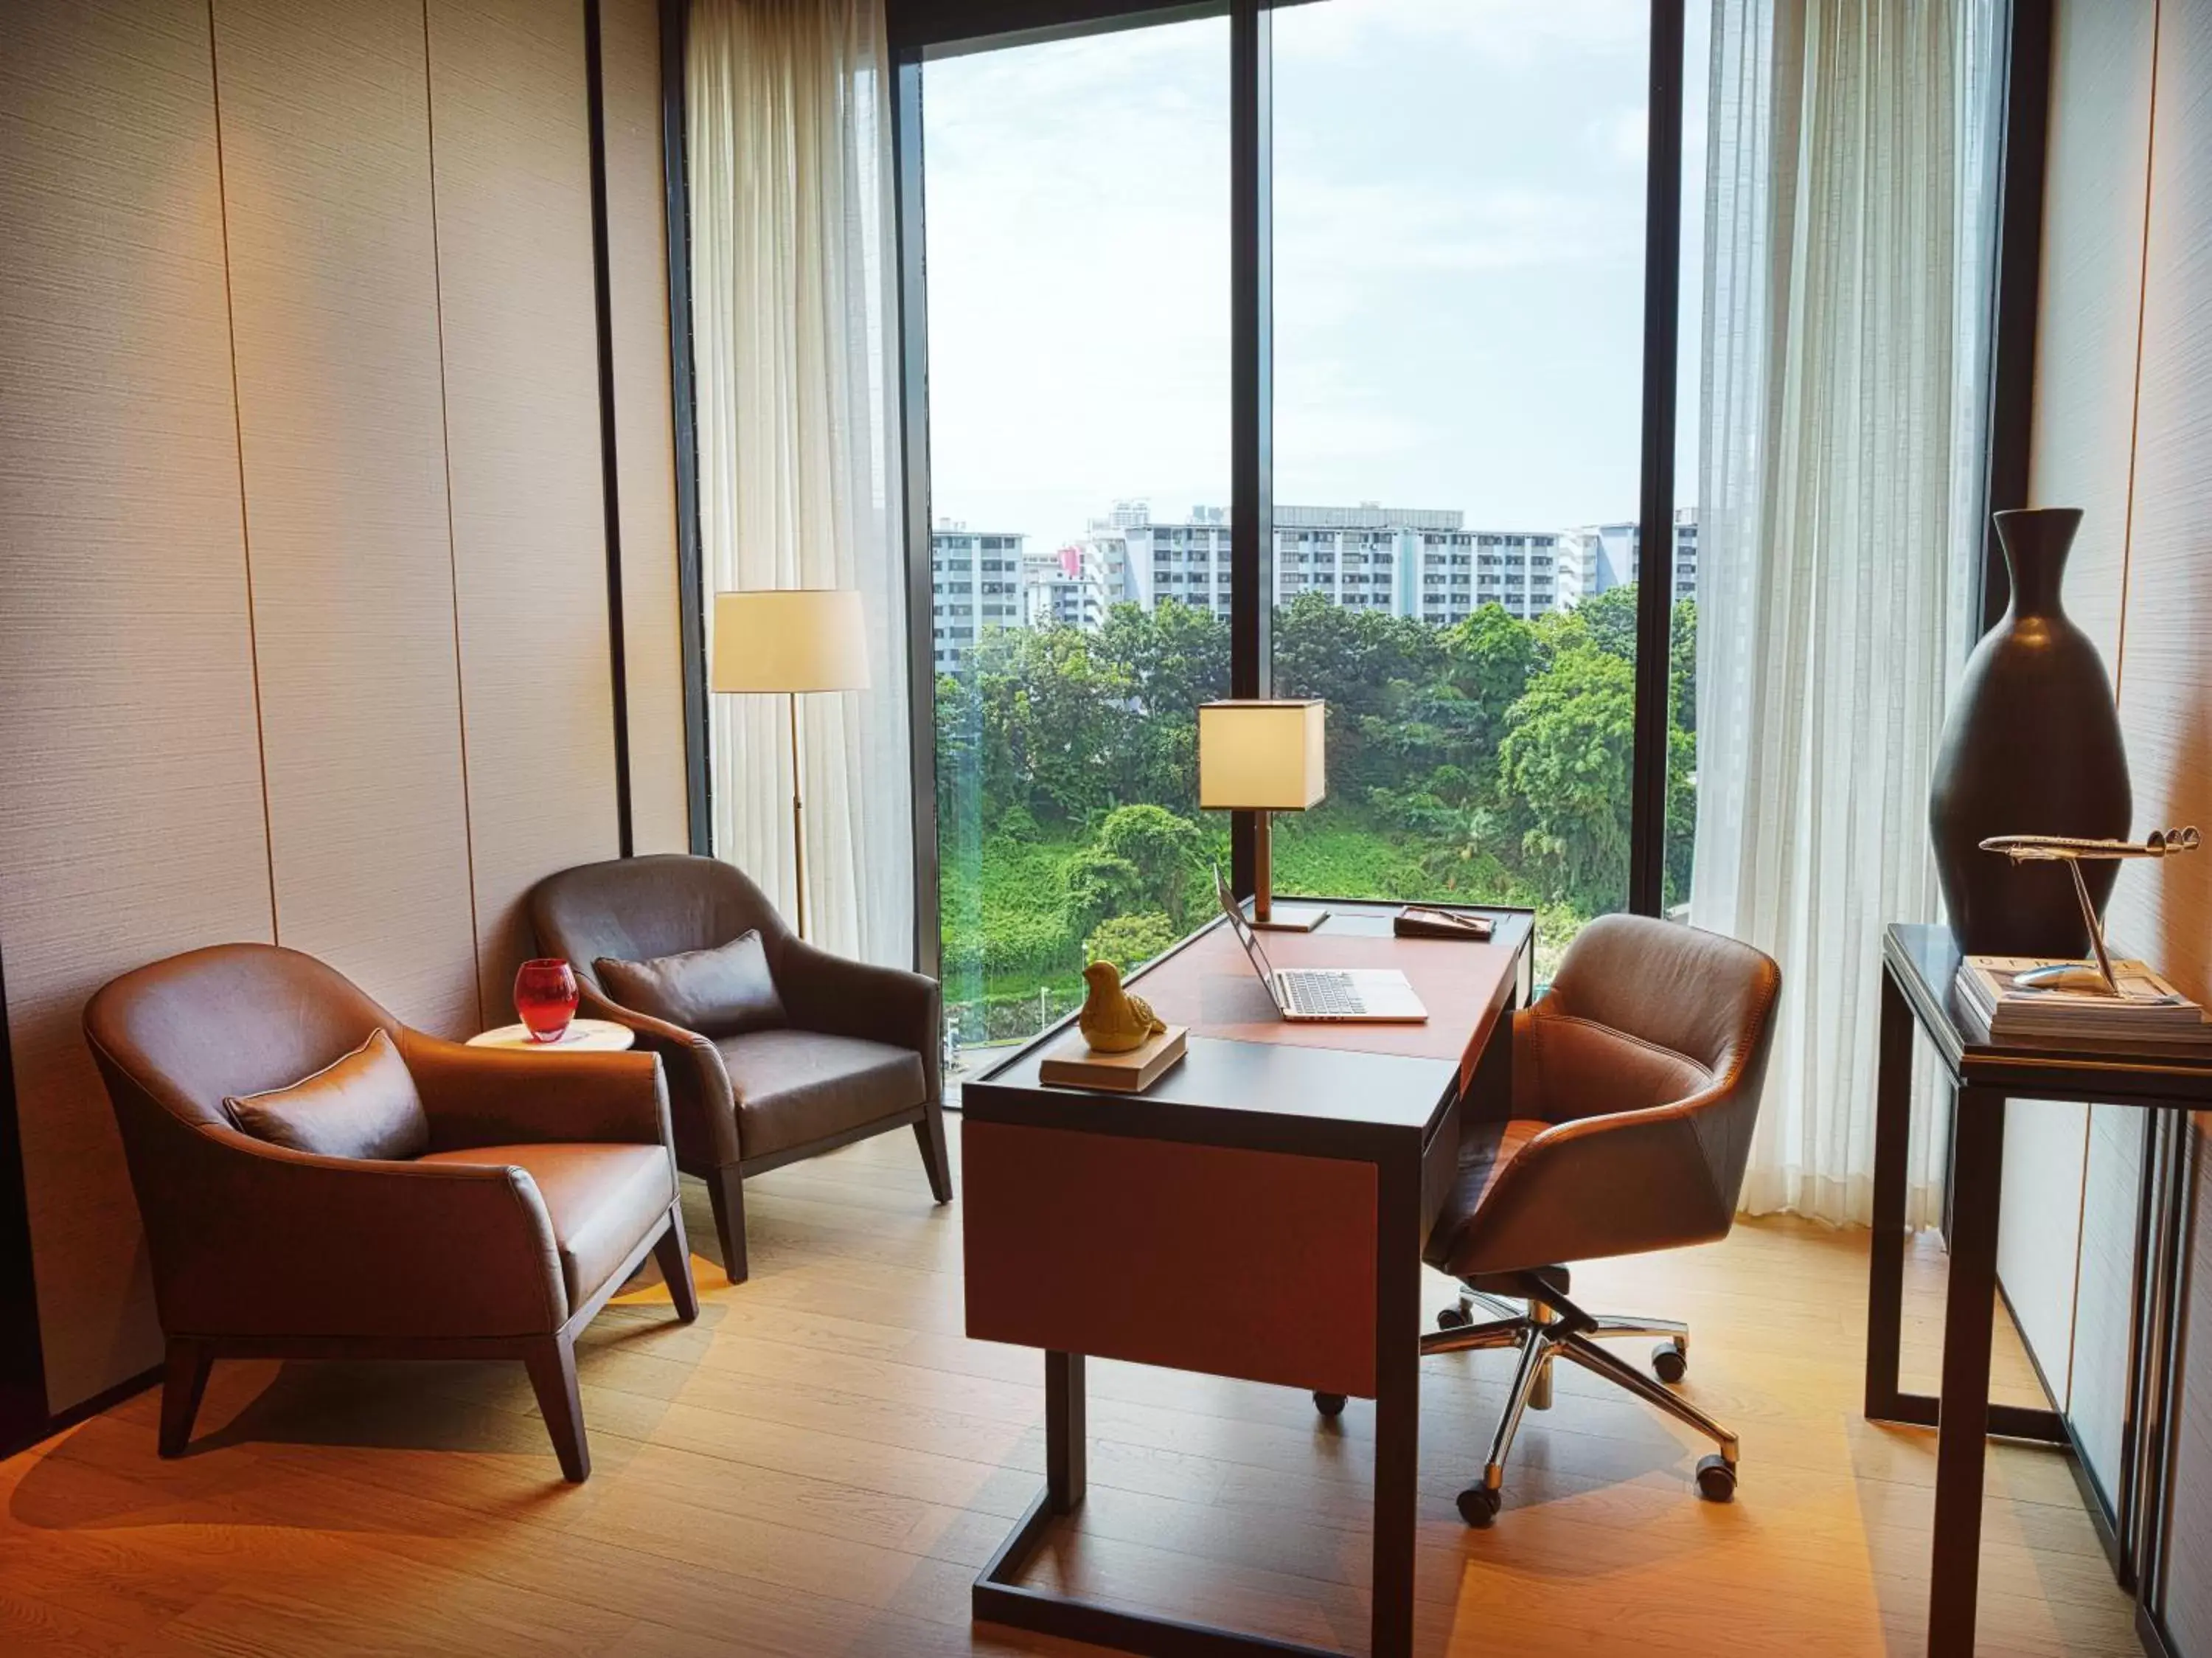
1213,864,1278,988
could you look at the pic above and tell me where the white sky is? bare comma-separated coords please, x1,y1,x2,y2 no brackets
920,0,1708,554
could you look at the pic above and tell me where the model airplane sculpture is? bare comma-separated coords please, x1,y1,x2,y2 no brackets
1978,826,2202,993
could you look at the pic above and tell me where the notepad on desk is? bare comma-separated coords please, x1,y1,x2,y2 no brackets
1394,906,1493,941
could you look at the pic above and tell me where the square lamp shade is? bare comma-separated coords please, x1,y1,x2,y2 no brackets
711,589,871,693
1199,699,1326,811
1199,699,1327,929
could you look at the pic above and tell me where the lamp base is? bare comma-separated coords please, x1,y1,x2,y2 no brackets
1251,904,1329,932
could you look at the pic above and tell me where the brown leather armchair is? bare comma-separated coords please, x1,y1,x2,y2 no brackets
529,853,950,1283
83,943,697,1483
1377,913,1781,1525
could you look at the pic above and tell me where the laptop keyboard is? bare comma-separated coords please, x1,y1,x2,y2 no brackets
1281,971,1361,1017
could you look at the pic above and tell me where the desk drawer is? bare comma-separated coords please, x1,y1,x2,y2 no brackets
963,1121,1379,1398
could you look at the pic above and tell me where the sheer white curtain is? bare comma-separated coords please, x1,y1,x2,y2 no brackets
687,0,913,966
1691,0,2000,1227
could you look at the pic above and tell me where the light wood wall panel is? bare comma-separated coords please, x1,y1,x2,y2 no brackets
213,0,481,1034
2113,0,2212,1006
0,0,276,1412
427,0,623,1016
605,0,694,855
2028,0,2158,672
2124,1,2212,1646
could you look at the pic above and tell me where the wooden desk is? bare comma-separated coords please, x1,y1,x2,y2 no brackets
1866,924,2212,1657
962,900,1535,1658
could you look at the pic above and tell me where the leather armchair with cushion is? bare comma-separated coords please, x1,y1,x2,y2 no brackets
529,853,950,1283
83,943,697,1483
1358,913,1781,1525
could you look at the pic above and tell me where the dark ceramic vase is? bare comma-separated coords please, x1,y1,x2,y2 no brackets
1929,507,2131,957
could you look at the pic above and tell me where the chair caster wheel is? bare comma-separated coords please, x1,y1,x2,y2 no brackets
1437,1303,1472,1330
1312,1392,1346,1418
1652,1340,1688,1384
1456,1484,1502,1527
1696,1454,1737,1502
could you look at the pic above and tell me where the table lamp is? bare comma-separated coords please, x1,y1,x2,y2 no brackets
711,589,871,940
1199,698,1327,931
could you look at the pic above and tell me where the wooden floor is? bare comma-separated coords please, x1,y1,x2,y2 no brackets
0,1116,2140,1657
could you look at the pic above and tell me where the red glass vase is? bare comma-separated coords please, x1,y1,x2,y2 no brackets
513,958,580,1044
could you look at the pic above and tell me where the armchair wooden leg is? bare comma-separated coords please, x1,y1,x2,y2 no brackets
654,1204,700,1323
706,1162,748,1286
524,1333,590,1483
159,1338,213,1459
915,1101,953,1204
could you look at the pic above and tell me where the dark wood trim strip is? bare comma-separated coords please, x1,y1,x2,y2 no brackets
584,0,636,858
1975,0,2052,632
1226,0,1271,906
2136,1600,2179,1658
0,930,49,1453
659,0,712,856
1627,0,1685,918
891,54,942,979
2140,1111,2195,1629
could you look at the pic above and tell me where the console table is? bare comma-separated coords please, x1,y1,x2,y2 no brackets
1866,923,2212,1656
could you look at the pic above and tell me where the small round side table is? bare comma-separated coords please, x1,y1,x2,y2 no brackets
466,1018,636,1052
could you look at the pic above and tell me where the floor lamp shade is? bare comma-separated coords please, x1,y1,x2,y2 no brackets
711,589,871,694
1200,700,1327,929
709,589,870,941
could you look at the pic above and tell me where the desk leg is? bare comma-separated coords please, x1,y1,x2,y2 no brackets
1929,1088,2006,1657
1046,1350,1086,1513
1371,1154,1422,1658
1865,964,1914,1421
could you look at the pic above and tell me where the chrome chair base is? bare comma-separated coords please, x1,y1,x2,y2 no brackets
1422,1272,1739,1525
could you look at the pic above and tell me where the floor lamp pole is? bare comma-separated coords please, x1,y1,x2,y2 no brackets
788,690,807,940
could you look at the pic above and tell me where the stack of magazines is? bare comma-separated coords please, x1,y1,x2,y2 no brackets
1954,955,2212,1050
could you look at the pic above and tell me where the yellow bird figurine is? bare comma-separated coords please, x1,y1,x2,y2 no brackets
1078,960,1166,1053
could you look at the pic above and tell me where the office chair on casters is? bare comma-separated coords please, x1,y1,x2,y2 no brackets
1315,914,1780,1527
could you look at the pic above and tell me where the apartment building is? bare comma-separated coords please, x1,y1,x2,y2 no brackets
929,522,1026,670
1559,508,1700,605
1120,501,1568,626
1022,544,1107,631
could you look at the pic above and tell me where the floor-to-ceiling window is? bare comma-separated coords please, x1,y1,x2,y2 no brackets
1268,0,1666,977
897,0,1691,1073
917,15,1232,1081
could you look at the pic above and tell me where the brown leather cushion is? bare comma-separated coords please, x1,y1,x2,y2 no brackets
1514,1013,1711,1123
417,1142,674,1309
717,1029,926,1161
223,1028,429,1162
1423,1119,1549,1270
597,930,786,1038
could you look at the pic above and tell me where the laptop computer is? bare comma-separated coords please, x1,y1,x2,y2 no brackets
1213,866,1428,1023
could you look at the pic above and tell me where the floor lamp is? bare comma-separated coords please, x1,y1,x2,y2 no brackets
711,589,872,940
